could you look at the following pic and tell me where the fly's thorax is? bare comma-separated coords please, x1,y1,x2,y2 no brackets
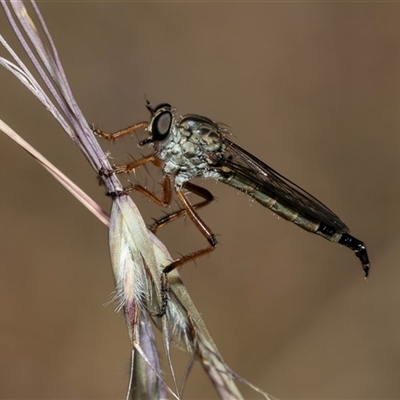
157,114,227,185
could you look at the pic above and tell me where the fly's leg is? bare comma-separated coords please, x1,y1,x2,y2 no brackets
99,154,169,201
165,187,218,272
149,181,214,233
108,166,172,208
100,154,163,177
91,121,148,141
157,187,217,317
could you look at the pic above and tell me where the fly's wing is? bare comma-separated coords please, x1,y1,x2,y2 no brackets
212,137,349,233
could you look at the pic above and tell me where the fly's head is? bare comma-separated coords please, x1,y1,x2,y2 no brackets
139,101,175,149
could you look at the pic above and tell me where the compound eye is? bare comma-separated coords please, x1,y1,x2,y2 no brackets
151,111,172,141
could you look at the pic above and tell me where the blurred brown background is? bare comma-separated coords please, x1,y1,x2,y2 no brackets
0,2,399,399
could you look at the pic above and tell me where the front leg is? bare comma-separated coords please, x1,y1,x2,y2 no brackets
91,121,148,141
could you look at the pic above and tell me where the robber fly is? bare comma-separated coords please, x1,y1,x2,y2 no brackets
94,101,370,290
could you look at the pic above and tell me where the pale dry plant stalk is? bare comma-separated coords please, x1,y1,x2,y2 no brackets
0,1,274,399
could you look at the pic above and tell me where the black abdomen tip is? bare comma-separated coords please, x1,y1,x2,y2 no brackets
339,233,370,277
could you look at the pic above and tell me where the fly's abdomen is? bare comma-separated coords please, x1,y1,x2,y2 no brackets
218,173,342,241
